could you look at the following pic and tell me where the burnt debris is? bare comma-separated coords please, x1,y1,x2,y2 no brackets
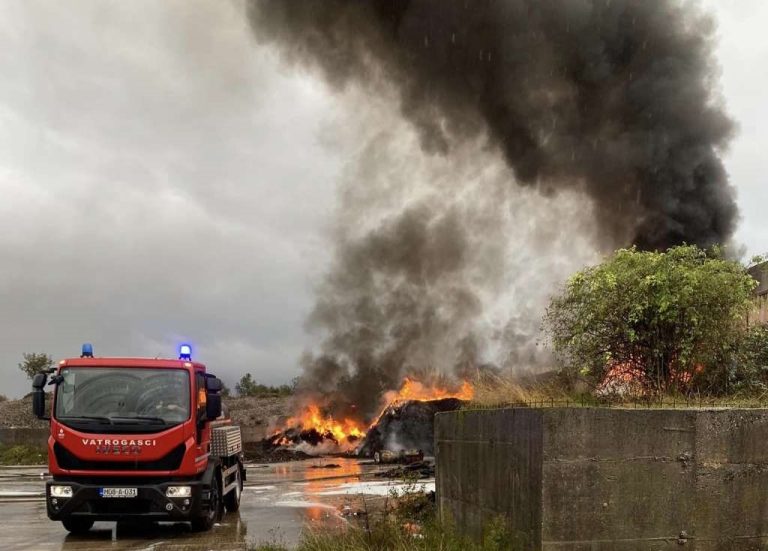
357,397,464,457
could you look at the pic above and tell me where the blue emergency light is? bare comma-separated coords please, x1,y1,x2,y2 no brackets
81,343,94,358
179,344,192,361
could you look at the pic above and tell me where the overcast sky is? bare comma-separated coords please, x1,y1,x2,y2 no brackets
0,1,766,398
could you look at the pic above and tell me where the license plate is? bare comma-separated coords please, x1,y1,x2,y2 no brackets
99,487,137,498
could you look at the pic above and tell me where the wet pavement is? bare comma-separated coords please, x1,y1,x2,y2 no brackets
0,459,435,550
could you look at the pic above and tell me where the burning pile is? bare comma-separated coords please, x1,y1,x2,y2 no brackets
264,377,473,456
265,404,365,452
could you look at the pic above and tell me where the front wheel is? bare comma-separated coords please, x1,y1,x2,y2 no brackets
223,465,243,512
62,517,94,534
191,473,222,532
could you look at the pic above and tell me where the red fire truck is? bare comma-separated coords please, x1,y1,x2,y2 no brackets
31,344,244,533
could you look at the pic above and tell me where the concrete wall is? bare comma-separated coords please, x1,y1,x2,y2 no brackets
436,408,768,551
0,427,49,447
436,408,544,549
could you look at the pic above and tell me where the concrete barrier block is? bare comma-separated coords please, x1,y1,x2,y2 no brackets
436,407,768,551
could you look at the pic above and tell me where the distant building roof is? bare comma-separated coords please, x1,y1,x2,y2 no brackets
749,261,768,296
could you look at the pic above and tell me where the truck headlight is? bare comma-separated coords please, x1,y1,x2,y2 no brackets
165,486,192,498
50,485,73,498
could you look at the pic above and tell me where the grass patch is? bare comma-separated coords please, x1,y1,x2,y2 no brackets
467,371,768,410
0,443,47,465
468,373,768,410
251,515,516,551
251,488,520,551
470,374,575,408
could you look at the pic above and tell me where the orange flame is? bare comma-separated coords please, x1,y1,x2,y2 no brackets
598,361,705,395
283,404,364,443
275,377,474,448
381,377,474,405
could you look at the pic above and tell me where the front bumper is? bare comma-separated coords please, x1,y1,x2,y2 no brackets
46,479,207,522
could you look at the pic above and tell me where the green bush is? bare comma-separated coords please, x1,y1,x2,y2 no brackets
729,325,768,393
544,245,756,395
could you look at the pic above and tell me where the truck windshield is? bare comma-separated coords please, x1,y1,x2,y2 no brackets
55,367,190,432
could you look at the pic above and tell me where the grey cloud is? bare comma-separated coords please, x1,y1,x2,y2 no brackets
0,0,765,405
0,0,337,397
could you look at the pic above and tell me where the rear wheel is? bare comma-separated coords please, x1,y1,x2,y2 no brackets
223,465,243,512
61,517,94,534
191,472,221,532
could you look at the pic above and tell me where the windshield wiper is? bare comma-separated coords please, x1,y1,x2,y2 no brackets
58,415,112,424
110,416,168,424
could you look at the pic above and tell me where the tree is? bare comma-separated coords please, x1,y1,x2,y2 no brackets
18,353,53,380
235,373,258,396
235,373,294,397
544,246,757,395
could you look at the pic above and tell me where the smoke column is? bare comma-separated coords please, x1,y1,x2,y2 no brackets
245,0,737,420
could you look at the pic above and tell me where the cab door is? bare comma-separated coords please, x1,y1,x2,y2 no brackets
194,371,211,467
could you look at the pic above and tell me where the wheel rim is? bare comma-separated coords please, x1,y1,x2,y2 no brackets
208,479,220,522
234,469,241,502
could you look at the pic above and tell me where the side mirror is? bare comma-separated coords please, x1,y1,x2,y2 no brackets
206,394,222,420
32,373,48,420
205,375,223,420
205,376,223,393
32,373,47,389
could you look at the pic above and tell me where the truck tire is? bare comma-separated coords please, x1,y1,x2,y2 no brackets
62,517,94,534
223,464,243,512
191,472,222,532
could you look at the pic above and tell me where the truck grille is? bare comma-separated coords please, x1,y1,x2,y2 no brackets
54,443,186,471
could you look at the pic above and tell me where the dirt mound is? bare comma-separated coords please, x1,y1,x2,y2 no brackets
0,394,49,428
224,395,291,431
356,398,464,457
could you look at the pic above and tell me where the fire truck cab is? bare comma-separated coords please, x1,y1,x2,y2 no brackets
31,344,244,533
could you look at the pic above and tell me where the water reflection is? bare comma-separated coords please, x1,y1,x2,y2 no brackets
55,458,367,550
0,458,400,550
60,514,248,550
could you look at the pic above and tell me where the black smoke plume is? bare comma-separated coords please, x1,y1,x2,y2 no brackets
246,0,737,420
